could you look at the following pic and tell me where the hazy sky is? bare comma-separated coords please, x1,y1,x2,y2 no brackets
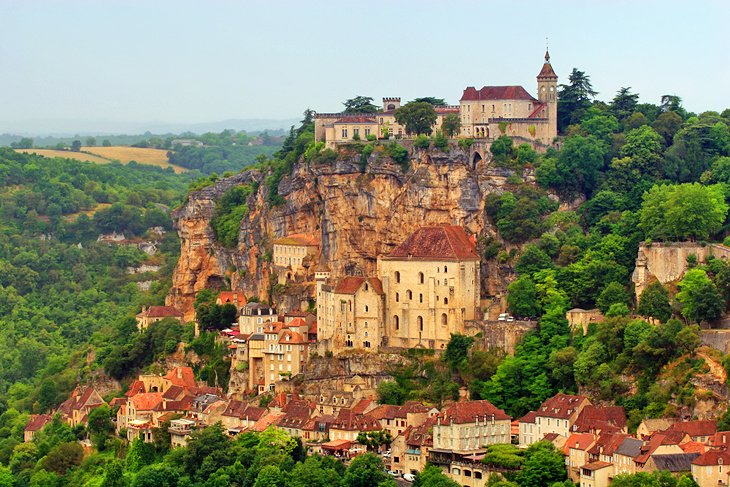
1,0,728,133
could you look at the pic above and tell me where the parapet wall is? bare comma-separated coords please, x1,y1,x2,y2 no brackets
631,242,730,298
465,320,538,355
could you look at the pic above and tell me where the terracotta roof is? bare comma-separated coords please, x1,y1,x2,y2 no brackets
109,397,127,407
332,408,382,432
308,321,317,336
253,412,285,432
162,385,186,401
333,276,384,295
279,330,307,345
460,86,536,102
588,433,628,457
352,399,374,415
285,310,309,317
572,406,626,433
563,433,596,454
367,402,431,421
406,417,437,448
385,225,478,261
265,322,285,334
435,106,460,114
217,291,247,305
680,441,706,454
537,62,558,80
222,401,266,421
437,400,510,424
528,103,547,119
140,306,183,318
635,431,688,464
164,367,197,389
25,414,52,432
131,393,163,411
693,450,730,466
581,461,612,471
277,400,313,429
667,420,717,438
519,411,536,424
286,317,307,328
125,380,146,397
536,393,588,420
710,431,730,448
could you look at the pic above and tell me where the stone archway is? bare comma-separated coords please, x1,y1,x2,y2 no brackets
471,151,483,169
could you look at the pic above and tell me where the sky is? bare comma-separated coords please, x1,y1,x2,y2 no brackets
1,0,728,134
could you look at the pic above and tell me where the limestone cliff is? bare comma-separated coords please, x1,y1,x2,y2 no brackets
168,145,526,320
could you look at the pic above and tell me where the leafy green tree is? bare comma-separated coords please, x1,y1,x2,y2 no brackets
557,68,597,131
412,97,447,106
356,430,393,452
86,137,97,147
442,114,461,137
596,282,630,314
102,139,112,147
100,460,128,487
537,135,606,197
443,334,475,373
624,112,649,130
126,437,156,472
39,441,83,475
676,324,701,356
376,380,405,405
515,245,553,276
343,96,379,114
254,465,285,487
620,125,664,176
394,102,438,136
517,441,567,487
507,276,540,319
637,281,672,322
490,136,514,163
132,463,180,487
87,404,115,450
574,341,607,386
343,453,388,487
639,183,728,241
414,465,460,487
71,140,82,152
580,109,619,143
610,87,640,122
676,269,724,323
652,111,683,146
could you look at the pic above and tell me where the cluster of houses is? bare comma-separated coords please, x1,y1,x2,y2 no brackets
25,383,730,487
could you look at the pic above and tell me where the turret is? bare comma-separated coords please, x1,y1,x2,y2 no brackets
383,97,401,112
537,50,558,142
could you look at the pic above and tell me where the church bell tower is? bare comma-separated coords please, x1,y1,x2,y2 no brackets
537,49,558,142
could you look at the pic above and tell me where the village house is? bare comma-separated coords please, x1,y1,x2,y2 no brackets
612,437,643,476
220,400,266,434
665,420,717,444
272,233,320,279
377,225,481,350
579,461,612,487
216,291,247,313
57,386,106,428
692,450,730,487
169,418,196,448
315,276,385,355
564,433,597,482
314,52,557,148
24,414,52,442
571,405,627,435
520,393,591,447
136,305,183,331
366,402,438,439
276,400,316,438
392,416,437,476
301,414,337,443
329,407,383,442
238,303,277,335
637,418,678,438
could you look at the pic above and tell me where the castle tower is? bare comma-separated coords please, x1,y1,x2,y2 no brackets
537,49,558,142
383,97,401,112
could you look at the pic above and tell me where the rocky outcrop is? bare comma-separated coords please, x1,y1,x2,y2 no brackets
631,242,730,299
168,147,526,320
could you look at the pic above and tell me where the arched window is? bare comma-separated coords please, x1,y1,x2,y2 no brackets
406,290,412,300
396,293,400,302
441,313,447,326
395,271,400,283
394,315,400,330
419,293,423,303
365,305,369,313
444,266,448,273
444,297,449,305
364,283,369,291
364,331,368,337
418,272,424,284
417,316,423,331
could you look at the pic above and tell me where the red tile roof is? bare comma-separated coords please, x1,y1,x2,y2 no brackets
25,414,52,432
667,420,717,438
519,411,537,424
331,408,382,432
437,400,510,424
131,392,163,411
406,417,437,448
279,330,307,345
710,431,730,448
680,441,706,454
333,277,384,295
537,61,558,79
352,399,374,415
563,433,596,454
528,103,547,119
572,406,626,433
692,449,730,466
460,86,536,102
125,380,146,397
141,306,183,318
217,291,247,306
588,433,629,457
286,317,307,328
536,393,588,420
582,461,612,471
164,367,197,389
385,225,478,261
277,400,314,429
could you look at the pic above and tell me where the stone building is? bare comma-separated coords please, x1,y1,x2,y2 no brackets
430,400,511,453
377,225,480,350
316,276,385,355
272,233,320,278
135,305,183,331
314,52,557,147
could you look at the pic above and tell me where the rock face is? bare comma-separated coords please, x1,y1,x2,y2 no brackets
631,242,730,299
168,147,525,320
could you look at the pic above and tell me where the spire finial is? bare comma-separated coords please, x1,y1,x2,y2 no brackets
545,37,550,62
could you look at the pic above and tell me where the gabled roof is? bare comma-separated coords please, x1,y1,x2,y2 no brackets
126,380,146,397
436,400,510,424
460,85,537,102
164,367,197,389
563,433,596,454
639,418,677,435
384,225,478,261
352,399,374,415
25,414,52,433
588,433,628,457
651,453,700,472
277,400,314,429
139,306,183,318
130,392,163,411
614,437,643,458
217,291,247,305
333,277,384,295
406,417,437,448
667,420,717,438
572,405,626,433
519,411,536,424
252,412,285,432
693,450,730,466
279,330,307,344
635,431,688,464
710,431,730,448
536,393,588,420
162,385,186,401
331,408,382,432
581,461,612,471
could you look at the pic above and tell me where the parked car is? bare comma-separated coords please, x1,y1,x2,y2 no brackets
388,471,399,477
403,474,416,482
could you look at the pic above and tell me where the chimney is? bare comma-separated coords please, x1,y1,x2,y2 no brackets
177,368,182,379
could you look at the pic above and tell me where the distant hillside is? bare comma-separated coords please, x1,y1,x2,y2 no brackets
16,147,188,173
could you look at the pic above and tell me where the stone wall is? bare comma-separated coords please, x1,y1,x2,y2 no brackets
701,330,730,354
465,320,538,355
631,242,730,299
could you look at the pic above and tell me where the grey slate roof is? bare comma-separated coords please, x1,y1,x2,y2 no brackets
651,453,700,472
615,437,643,458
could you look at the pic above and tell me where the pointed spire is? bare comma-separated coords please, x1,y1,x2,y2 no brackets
545,49,550,63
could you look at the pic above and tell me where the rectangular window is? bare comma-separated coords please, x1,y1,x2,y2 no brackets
353,128,359,137
365,128,371,136
341,128,348,138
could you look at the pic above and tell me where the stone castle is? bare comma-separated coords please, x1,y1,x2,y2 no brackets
314,51,558,147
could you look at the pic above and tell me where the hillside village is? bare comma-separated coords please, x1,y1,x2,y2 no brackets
12,50,730,487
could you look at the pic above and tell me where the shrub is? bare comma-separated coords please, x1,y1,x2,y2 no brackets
366,133,377,142
458,138,474,150
414,135,430,149
432,131,448,151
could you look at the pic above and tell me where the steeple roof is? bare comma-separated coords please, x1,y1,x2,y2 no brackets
537,49,558,79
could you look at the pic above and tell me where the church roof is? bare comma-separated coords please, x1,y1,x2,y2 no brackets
384,225,478,261
333,276,384,295
537,49,558,79
460,85,536,102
